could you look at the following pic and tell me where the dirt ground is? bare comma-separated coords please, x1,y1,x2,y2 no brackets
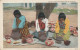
3,9,78,48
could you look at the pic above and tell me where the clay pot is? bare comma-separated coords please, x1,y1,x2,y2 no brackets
64,40,71,46
45,38,54,46
31,21,35,27
71,27,78,37
26,38,33,43
70,26,73,31
11,29,22,40
26,34,34,43
5,34,11,39
73,31,78,37
28,22,31,28
22,37,27,43
39,32,47,42
6,39,11,43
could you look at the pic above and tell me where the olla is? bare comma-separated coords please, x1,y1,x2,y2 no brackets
45,38,54,46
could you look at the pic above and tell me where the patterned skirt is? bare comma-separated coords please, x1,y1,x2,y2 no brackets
53,29,71,41
16,18,30,37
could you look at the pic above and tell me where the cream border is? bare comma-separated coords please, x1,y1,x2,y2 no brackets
0,0,80,50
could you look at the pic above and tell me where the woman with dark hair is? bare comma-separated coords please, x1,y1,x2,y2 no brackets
33,12,49,40
12,10,30,39
53,13,71,46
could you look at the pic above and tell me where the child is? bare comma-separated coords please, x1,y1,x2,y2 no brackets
33,12,49,39
53,13,71,46
12,10,30,38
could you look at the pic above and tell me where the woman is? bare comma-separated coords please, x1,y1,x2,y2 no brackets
53,13,71,46
33,12,49,39
12,10,30,38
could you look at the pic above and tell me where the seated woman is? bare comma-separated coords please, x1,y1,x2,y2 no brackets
12,10,30,38
33,12,49,39
53,13,71,46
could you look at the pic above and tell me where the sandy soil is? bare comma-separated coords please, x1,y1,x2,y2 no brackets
3,9,78,48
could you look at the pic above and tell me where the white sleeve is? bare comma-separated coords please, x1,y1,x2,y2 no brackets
44,18,49,31
36,19,40,32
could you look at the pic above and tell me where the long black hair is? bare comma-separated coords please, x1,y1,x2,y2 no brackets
38,12,45,19
58,13,66,21
13,10,21,17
